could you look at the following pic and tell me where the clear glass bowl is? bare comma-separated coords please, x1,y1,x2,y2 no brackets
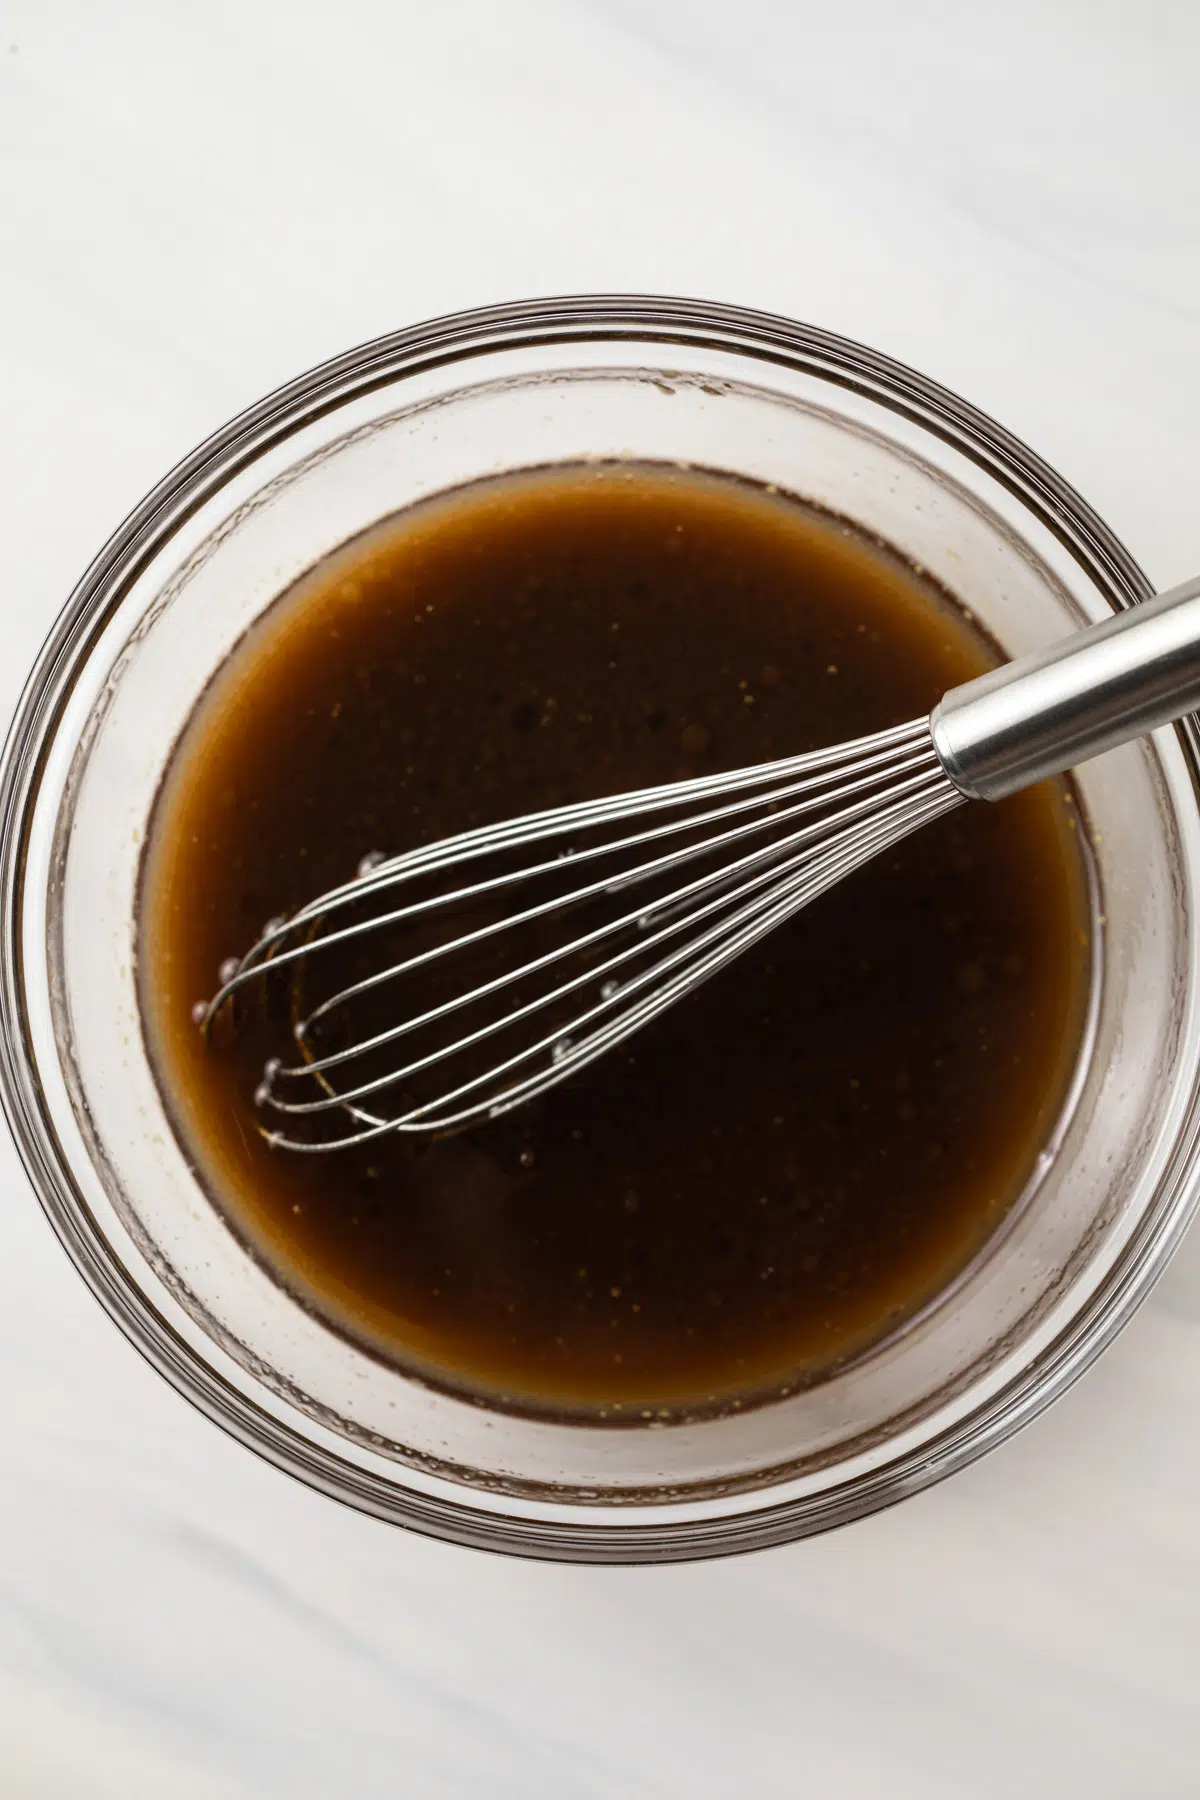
2,296,1198,1563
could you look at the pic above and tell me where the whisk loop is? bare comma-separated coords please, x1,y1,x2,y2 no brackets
201,718,961,1149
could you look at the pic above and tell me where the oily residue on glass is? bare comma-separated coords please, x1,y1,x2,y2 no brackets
138,463,1092,1418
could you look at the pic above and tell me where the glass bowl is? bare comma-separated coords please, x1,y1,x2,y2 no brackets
2,296,1198,1563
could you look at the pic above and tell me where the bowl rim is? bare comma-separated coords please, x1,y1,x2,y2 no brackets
4,292,1197,1563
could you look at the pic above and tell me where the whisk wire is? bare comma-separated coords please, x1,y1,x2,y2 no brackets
197,718,961,1150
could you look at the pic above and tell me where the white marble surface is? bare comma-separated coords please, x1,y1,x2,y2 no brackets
3,0,1200,1791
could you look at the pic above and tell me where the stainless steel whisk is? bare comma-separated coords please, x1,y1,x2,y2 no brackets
203,574,1200,1150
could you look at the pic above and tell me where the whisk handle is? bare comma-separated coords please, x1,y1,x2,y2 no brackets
931,574,1200,801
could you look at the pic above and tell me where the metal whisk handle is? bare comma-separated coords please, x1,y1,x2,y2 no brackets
932,574,1200,802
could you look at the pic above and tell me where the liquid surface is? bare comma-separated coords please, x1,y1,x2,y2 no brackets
139,464,1091,1417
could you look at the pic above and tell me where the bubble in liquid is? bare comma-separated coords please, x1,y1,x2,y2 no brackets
262,916,285,939
518,1148,536,1168
218,956,239,985
357,849,387,879
253,1081,271,1108
600,979,620,1001
191,1000,208,1025
551,1038,572,1064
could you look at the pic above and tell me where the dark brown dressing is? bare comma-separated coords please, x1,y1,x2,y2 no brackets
138,463,1092,1417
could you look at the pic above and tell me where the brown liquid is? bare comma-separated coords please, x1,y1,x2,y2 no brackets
138,463,1092,1418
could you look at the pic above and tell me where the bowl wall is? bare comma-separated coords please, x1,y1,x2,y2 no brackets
4,297,1198,1560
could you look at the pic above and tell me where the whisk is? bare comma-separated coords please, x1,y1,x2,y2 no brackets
203,573,1200,1150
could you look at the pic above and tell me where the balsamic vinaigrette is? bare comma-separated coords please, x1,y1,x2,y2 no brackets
138,464,1092,1417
